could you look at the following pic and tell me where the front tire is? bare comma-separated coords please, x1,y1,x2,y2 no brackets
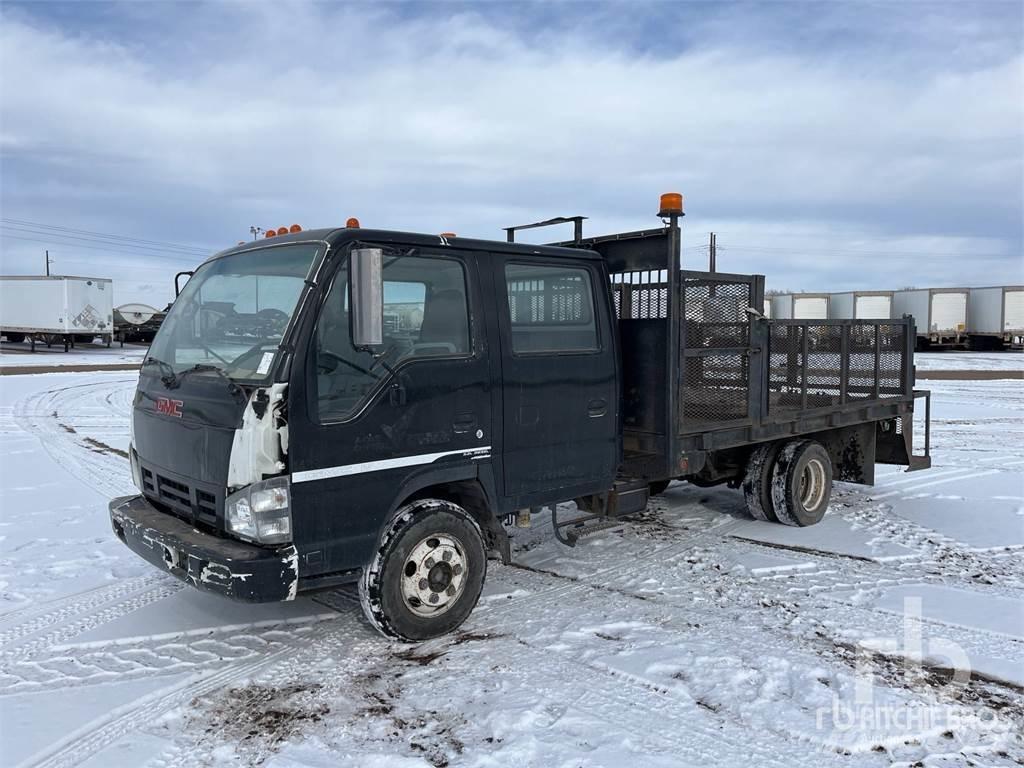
359,499,486,642
770,440,832,527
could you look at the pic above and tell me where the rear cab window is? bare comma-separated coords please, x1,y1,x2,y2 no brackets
504,262,599,354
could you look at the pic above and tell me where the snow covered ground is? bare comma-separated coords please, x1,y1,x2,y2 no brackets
0,366,1021,767
915,352,1022,372
0,340,148,369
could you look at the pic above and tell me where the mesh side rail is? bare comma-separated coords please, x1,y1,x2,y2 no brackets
679,275,757,430
767,320,909,420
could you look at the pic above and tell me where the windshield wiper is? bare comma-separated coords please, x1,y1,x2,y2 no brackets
174,364,246,401
142,356,178,387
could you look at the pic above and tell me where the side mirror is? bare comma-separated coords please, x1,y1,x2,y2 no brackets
351,248,383,347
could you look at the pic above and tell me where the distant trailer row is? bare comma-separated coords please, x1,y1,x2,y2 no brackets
766,286,1023,350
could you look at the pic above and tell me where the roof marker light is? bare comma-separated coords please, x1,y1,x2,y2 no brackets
440,232,457,238
276,227,289,236
346,217,360,228
289,224,302,233
266,230,277,238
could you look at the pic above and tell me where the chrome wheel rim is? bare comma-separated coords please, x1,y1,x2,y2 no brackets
799,458,827,510
400,533,468,618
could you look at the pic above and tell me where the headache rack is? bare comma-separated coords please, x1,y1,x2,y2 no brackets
535,219,930,479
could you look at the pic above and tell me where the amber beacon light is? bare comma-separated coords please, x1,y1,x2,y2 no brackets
658,192,684,217
346,217,360,228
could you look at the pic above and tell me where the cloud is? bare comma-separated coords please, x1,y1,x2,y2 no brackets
1,1,1020,305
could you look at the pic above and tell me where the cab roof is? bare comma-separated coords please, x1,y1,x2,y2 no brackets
203,227,603,267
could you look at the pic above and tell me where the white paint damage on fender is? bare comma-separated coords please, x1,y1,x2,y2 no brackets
227,383,289,488
284,545,299,601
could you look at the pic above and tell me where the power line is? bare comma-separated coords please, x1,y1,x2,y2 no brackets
0,224,211,260
711,242,1011,259
0,218,214,254
0,232,203,264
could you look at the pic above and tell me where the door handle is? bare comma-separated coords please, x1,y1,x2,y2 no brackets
587,398,608,417
453,413,477,433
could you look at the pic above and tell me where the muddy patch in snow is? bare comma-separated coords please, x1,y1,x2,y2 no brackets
189,682,330,764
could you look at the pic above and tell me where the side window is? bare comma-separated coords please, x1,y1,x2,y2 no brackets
505,263,598,354
315,253,471,421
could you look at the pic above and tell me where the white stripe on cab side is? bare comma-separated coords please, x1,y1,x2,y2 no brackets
291,446,491,484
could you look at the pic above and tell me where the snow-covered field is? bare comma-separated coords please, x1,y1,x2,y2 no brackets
0,367,1021,768
0,341,148,369
915,352,1022,372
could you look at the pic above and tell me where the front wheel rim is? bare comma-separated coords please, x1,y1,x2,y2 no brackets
798,458,827,510
400,533,468,618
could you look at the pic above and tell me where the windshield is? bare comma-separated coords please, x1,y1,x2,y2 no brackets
148,244,319,381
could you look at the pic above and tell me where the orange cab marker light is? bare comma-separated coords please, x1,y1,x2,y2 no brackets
346,217,360,228
237,241,246,245
440,232,457,238
276,226,289,236
266,229,277,238
658,192,684,217
289,224,302,233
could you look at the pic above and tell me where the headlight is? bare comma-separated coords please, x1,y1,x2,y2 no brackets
225,476,292,545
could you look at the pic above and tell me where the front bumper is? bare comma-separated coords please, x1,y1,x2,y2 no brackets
109,494,298,602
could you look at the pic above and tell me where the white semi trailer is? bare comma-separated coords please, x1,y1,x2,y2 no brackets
828,291,893,320
0,275,114,351
967,286,1024,350
892,288,969,349
769,293,830,320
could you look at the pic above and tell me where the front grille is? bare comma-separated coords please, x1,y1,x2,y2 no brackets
141,465,221,530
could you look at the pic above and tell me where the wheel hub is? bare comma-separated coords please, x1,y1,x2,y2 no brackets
401,534,467,617
799,458,826,510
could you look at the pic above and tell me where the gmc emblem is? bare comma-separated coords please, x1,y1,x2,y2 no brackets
155,397,183,418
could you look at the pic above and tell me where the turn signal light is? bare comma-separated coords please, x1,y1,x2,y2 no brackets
346,217,360,228
266,230,277,238
658,192,684,217
289,224,302,233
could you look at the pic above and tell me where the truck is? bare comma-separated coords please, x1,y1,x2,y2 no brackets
108,194,932,642
828,290,893,321
0,275,114,350
967,286,1024,350
770,292,830,320
892,288,969,350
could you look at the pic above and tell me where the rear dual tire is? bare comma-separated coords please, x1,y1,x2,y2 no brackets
744,439,832,527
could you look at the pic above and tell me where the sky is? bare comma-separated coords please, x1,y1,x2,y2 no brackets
1,0,1022,307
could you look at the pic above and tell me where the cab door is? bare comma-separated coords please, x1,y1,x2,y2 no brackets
287,246,492,576
490,256,619,507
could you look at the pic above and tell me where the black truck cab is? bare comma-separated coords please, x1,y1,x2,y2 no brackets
110,197,931,641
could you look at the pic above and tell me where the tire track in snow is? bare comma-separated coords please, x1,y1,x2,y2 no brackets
12,377,136,501
18,614,350,768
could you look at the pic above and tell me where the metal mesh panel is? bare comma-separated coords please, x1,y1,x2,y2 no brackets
610,270,667,319
681,353,749,426
805,325,843,401
682,278,752,348
879,324,905,396
678,276,756,430
768,321,908,418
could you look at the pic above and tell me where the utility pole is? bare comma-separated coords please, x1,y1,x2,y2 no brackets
44,249,53,276
709,232,716,273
